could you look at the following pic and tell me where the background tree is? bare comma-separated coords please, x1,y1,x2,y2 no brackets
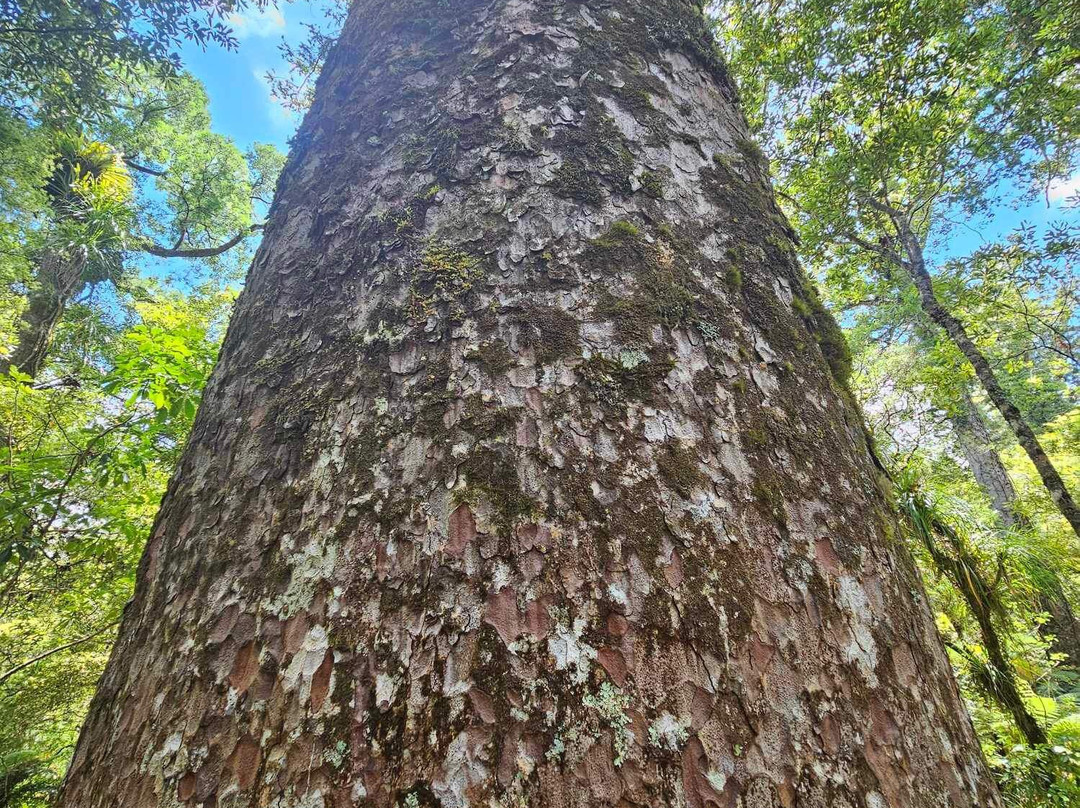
0,132,132,378
0,71,285,379
715,0,1080,535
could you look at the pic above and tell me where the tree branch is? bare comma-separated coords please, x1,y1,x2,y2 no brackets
0,620,120,686
140,224,264,259
123,157,167,178
835,231,907,267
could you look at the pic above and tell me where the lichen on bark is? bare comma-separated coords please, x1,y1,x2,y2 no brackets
60,2,1000,807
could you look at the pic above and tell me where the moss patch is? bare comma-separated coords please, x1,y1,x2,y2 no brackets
587,221,700,345
724,263,743,292
458,447,536,533
460,395,521,440
407,242,486,325
579,350,675,408
550,107,635,199
515,303,581,365
402,125,460,179
412,360,454,435
656,441,705,498
791,281,853,386
640,170,664,198
466,340,516,375
551,160,604,205
751,477,787,526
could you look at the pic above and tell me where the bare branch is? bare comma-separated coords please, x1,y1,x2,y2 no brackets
140,224,264,259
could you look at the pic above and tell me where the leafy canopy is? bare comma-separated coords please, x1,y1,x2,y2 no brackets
0,1,274,120
715,0,1078,275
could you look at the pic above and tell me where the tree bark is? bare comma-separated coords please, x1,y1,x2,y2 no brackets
60,2,999,806
0,249,86,379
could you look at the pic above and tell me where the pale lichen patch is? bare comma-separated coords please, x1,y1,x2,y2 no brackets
647,712,690,752
546,612,597,684
282,624,329,694
583,681,635,766
265,534,338,618
837,574,880,686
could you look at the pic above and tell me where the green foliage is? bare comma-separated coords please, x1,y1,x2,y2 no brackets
41,131,133,283
0,283,231,802
714,0,1079,798
714,0,1079,411
990,742,1080,807
0,9,284,802
717,0,1078,248
407,242,485,324
0,69,283,379
889,437,1080,801
108,72,284,260
0,1,275,121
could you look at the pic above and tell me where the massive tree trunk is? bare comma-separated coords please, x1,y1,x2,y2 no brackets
60,2,999,806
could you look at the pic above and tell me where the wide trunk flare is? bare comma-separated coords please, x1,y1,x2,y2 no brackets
60,1,1000,806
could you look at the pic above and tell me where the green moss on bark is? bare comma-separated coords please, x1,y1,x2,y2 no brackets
656,441,705,498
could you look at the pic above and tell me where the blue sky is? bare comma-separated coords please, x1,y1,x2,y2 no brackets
178,3,313,153
178,3,1078,266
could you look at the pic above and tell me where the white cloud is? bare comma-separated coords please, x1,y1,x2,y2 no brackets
228,6,286,39
252,69,299,132
1048,174,1080,205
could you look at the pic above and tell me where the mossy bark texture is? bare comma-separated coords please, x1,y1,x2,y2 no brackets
60,2,999,806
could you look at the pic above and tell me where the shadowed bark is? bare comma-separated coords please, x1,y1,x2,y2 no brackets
60,2,999,806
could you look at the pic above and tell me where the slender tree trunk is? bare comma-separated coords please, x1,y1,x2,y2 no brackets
897,228,1080,539
950,390,1026,529
0,249,86,379
962,608,1048,749
966,606,1048,748
950,390,1080,669
60,3,998,806
912,507,1048,746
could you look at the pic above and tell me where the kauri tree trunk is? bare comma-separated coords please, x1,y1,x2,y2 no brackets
61,2,999,806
